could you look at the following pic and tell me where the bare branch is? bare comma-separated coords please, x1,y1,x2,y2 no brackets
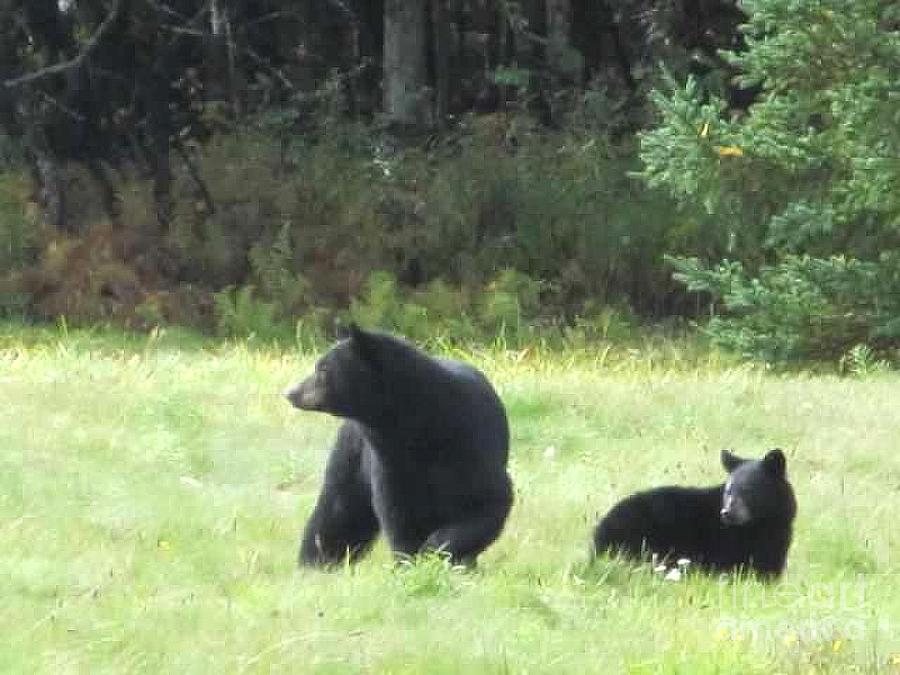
157,23,296,92
148,0,211,27
36,91,87,121
174,140,216,215
244,47,295,91
324,0,358,26
3,0,123,89
244,11,304,29
159,25,207,38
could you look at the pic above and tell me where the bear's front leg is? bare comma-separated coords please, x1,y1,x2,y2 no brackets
299,423,381,568
300,487,381,567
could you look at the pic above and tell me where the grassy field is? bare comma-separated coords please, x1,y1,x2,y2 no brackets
1,324,899,673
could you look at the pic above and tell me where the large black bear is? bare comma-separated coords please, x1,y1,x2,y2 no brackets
593,449,797,578
285,324,514,567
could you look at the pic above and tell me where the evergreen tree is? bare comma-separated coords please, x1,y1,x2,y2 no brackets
640,0,900,362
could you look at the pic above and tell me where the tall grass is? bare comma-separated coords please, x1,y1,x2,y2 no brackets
1,324,898,673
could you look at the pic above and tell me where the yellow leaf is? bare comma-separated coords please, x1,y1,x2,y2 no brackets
832,639,845,653
157,538,172,551
700,122,710,138
715,145,744,158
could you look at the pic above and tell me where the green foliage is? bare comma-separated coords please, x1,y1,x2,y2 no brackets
213,285,291,342
839,343,890,378
0,173,39,317
414,278,478,342
392,552,465,599
476,269,542,339
349,270,430,341
670,254,900,363
566,302,641,345
644,1,900,253
492,66,531,91
0,133,26,170
228,112,701,322
292,307,331,352
348,269,530,346
147,112,706,346
248,221,311,316
346,268,641,350
2,96,713,336
642,2,900,362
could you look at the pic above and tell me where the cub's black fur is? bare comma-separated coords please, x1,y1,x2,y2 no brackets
593,449,796,578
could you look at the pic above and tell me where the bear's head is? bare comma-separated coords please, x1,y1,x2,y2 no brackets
719,448,795,526
284,323,387,422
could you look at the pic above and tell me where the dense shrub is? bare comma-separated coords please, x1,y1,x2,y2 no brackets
670,254,900,362
0,174,42,317
1,96,712,339
210,266,641,350
641,1,900,364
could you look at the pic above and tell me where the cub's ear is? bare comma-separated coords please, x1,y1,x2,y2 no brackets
335,321,365,342
347,321,363,339
721,449,745,473
347,322,380,364
762,448,787,477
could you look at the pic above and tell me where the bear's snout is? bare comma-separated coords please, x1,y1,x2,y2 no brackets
284,376,325,411
720,498,750,526
720,491,741,525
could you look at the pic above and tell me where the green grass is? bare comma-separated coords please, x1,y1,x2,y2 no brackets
1,324,899,673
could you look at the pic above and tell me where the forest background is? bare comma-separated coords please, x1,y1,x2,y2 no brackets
1,0,898,366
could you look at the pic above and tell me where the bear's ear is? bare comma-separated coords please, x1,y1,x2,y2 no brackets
335,321,366,342
347,322,380,365
762,448,787,478
721,449,745,473
335,322,352,340
347,321,366,344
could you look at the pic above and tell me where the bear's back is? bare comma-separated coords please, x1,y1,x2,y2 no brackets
434,357,509,458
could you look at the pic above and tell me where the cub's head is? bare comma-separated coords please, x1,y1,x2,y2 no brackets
284,323,386,421
719,448,796,526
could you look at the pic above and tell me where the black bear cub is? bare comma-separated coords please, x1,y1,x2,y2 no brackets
285,323,513,567
593,449,797,578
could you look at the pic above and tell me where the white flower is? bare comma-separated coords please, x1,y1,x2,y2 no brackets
677,558,691,568
664,568,682,582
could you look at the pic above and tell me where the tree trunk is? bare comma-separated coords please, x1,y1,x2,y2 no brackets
349,0,384,117
383,0,429,129
210,0,225,35
545,0,578,124
32,152,68,232
546,0,574,77
431,0,450,127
